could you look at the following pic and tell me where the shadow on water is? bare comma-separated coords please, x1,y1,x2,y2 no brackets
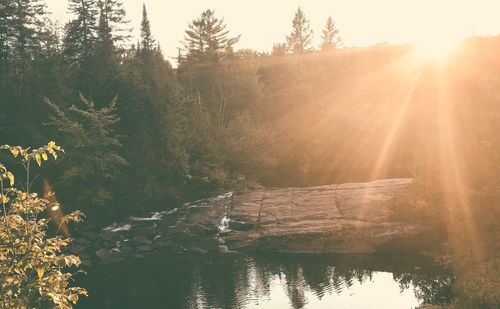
75,253,454,309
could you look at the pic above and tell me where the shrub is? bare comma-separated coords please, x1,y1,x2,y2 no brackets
0,142,87,308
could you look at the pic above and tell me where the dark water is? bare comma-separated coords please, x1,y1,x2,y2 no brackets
76,253,454,309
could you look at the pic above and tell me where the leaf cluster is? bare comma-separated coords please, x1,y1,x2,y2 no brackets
0,142,87,309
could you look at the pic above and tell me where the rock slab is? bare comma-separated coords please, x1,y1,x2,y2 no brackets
226,178,426,254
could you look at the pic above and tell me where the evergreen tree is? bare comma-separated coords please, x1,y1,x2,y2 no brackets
91,0,129,105
63,0,98,66
0,0,56,146
116,11,192,207
97,0,129,45
320,16,342,51
286,7,313,54
183,9,240,62
140,4,155,54
0,0,15,65
10,0,46,61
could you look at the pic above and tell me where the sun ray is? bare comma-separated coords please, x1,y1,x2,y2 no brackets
435,62,486,262
370,63,423,180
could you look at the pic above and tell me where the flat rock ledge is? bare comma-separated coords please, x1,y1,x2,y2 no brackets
226,178,429,254
70,178,438,264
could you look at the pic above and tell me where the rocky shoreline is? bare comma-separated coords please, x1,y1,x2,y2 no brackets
69,178,443,265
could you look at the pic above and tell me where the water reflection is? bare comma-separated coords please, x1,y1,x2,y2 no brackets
76,254,454,309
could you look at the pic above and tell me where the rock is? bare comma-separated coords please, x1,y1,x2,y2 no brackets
73,178,436,264
225,178,433,254
152,240,173,249
131,235,151,245
68,244,87,255
228,220,255,231
96,248,110,258
76,230,99,241
136,245,152,252
73,238,89,246
190,247,208,254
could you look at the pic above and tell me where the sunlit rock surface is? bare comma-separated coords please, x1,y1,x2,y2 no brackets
226,178,426,254
71,178,437,263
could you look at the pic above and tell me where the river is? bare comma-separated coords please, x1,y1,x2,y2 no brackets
75,253,454,309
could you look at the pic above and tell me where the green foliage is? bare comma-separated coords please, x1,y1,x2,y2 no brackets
63,0,99,66
182,9,240,63
45,96,127,212
0,142,87,308
1,0,47,61
286,7,314,54
140,4,155,53
320,16,343,51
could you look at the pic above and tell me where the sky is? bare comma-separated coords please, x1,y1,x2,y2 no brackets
45,0,500,59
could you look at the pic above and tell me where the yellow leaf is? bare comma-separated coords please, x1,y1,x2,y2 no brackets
6,172,14,186
36,267,45,279
21,150,29,162
10,148,19,158
42,152,48,161
35,154,42,166
47,141,56,150
1,195,8,204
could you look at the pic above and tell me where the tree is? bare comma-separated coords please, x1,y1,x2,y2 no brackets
45,96,127,216
320,16,342,51
91,0,129,105
182,9,240,62
63,0,98,65
139,4,155,54
286,7,313,54
272,42,287,56
10,0,46,62
0,0,15,65
118,45,189,208
97,0,129,46
0,142,87,308
63,0,99,96
0,1,63,148
0,0,46,72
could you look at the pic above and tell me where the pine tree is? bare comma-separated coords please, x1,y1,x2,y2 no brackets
0,0,52,146
183,9,240,62
0,0,46,66
92,0,129,105
320,16,342,51
97,0,129,45
63,0,98,67
140,4,155,54
11,0,46,61
286,7,313,54
63,0,99,98
0,0,16,65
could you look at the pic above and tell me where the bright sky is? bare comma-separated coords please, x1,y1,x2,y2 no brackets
46,0,500,59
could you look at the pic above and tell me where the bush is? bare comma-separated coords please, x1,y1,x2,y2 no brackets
0,142,87,308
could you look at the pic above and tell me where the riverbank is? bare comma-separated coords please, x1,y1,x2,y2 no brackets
68,178,447,267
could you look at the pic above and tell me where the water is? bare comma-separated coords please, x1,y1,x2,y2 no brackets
76,253,454,309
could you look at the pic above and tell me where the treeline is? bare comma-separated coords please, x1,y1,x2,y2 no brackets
0,2,340,218
1,1,500,232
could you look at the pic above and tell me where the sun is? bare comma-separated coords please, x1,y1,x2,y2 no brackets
412,34,462,59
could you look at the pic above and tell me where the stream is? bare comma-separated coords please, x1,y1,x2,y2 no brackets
75,253,454,309
73,191,455,308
